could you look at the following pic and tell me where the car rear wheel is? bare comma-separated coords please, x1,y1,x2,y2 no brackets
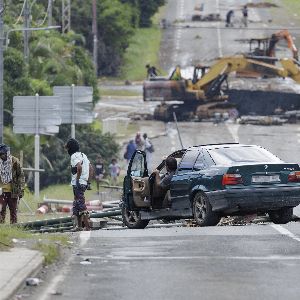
122,205,149,229
268,207,293,224
193,192,221,226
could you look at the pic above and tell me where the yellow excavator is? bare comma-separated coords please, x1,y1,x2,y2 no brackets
143,55,300,121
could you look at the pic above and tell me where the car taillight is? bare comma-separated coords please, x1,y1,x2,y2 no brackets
288,171,300,182
222,174,243,185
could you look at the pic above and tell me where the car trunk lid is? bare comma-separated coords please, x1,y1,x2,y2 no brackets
225,163,300,186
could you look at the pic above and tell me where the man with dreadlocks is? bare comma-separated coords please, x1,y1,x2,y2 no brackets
65,138,92,231
0,144,25,224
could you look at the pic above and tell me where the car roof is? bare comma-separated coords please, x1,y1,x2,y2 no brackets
188,143,259,151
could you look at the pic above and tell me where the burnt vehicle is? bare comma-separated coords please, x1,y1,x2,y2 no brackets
121,144,300,229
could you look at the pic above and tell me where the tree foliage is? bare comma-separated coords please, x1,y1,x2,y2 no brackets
2,0,164,188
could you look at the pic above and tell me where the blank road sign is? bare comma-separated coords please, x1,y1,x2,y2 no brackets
53,86,94,124
13,95,62,135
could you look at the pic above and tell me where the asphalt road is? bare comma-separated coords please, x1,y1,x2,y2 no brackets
38,224,300,300
29,1,300,299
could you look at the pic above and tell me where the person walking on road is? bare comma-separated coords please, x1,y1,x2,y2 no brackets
242,5,248,27
0,144,25,224
225,9,234,27
65,138,92,231
94,154,105,195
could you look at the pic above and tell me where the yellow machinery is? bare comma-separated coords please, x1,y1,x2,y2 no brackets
144,55,300,121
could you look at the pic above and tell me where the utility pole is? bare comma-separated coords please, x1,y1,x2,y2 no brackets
48,0,53,26
24,0,30,64
62,0,71,34
0,0,3,143
92,0,98,75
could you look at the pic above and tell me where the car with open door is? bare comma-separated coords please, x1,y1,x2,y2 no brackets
121,144,300,229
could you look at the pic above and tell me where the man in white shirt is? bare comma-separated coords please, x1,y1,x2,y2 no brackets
65,138,91,231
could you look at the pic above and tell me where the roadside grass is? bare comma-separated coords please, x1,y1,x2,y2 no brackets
100,89,141,97
121,6,166,81
282,0,300,11
0,225,69,264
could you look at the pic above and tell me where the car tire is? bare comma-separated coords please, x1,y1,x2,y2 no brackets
268,207,293,224
192,192,221,226
122,205,149,229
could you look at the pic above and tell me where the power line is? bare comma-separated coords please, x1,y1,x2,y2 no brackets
37,0,51,26
13,0,26,26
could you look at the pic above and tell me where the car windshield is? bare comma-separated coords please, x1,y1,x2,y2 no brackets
208,146,283,165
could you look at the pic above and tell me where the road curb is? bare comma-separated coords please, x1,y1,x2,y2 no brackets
0,248,44,300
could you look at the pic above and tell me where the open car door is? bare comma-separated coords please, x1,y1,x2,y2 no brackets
123,150,151,210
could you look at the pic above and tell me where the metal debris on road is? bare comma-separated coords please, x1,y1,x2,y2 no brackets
25,278,40,286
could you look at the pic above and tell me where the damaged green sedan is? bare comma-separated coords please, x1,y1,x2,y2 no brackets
121,143,300,229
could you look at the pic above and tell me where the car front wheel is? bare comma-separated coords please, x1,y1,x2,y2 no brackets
193,192,221,226
122,205,149,229
268,207,293,224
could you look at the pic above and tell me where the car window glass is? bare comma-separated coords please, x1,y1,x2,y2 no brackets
178,149,199,174
208,146,283,165
193,151,206,171
130,152,145,177
203,149,215,167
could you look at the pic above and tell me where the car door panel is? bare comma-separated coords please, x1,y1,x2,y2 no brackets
123,150,149,210
132,176,150,208
171,149,200,209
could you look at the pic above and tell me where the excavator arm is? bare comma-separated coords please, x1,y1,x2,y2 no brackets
186,56,300,100
268,29,298,61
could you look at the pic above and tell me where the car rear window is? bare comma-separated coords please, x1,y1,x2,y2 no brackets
208,146,283,165
177,149,199,173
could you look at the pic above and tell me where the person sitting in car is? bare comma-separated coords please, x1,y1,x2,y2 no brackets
152,157,177,207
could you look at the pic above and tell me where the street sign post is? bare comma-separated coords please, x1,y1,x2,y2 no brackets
53,85,94,138
13,94,62,198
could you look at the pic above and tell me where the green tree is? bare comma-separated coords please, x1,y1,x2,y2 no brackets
137,0,165,27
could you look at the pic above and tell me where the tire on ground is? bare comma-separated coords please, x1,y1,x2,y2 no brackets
192,192,221,226
122,205,149,229
268,207,293,224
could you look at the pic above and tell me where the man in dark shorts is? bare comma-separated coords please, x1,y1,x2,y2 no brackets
153,157,177,207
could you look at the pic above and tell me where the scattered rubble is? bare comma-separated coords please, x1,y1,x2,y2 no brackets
25,278,40,286
238,115,286,125
192,13,221,22
246,2,279,8
80,259,92,265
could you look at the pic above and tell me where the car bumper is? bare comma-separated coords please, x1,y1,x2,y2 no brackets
207,186,300,213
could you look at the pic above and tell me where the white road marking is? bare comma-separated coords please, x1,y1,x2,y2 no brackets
100,255,300,261
271,224,300,242
216,0,223,57
80,231,91,247
39,256,73,300
39,232,91,299
225,123,240,143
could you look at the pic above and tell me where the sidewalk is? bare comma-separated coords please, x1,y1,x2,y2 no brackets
0,248,44,300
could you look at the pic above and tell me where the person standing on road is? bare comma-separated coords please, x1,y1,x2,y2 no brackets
225,9,234,27
135,132,144,150
109,158,120,185
94,154,105,195
143,133,154,171
65,138,91,231
146,64,160,79
242,5,248,27
0,144,25,224
124,139,136,164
